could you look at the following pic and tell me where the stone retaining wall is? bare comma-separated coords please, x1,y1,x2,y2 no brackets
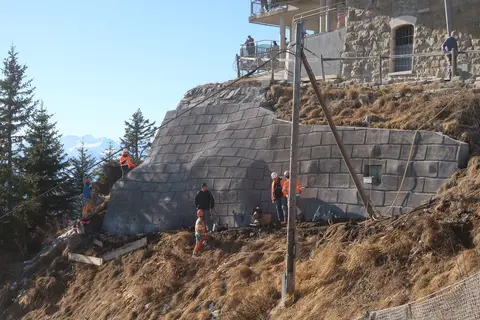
102,85,469,235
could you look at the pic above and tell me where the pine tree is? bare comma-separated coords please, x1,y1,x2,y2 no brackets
0,45,37,212
120,109,156,162
23,104,73,225
71,140,96,194
97,141,118,182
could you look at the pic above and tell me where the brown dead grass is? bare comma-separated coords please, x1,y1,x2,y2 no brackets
269,83,480,154
4,84,480,319
6,154,480,319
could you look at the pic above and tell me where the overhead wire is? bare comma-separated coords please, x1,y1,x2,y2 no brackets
0,49,292,221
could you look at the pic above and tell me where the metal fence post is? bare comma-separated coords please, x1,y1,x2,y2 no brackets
321,54,326,81
236,54,241,78
451,48,457,79
378,55,382,85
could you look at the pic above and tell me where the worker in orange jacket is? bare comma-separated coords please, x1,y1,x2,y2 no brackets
120,148,135,178
193,209,208,258
282,171,303,221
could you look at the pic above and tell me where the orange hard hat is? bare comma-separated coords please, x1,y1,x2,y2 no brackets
197,209,204,217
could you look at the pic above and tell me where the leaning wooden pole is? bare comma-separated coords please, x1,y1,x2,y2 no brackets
300,52,379,220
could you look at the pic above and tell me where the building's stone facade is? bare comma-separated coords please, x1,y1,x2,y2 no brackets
342,0,480,81
102,84,469,235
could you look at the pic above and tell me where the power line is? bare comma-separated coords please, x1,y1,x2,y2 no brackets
0,50,291,221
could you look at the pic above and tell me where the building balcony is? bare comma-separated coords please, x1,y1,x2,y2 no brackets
249,0,320,27
236,40,285,74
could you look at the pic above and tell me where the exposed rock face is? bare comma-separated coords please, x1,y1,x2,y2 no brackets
102,84,469,235
342,0,480,81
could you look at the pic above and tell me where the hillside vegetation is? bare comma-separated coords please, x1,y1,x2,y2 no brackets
2,85,480,320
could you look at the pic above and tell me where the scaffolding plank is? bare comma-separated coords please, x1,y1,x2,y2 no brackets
68,252,103,266
102,237,147,262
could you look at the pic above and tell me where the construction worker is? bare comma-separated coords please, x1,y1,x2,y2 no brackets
282,171,303,222
120,148,135,178
195,183,215,231
82,178,92,218
193,209,208,258
271,172,286,224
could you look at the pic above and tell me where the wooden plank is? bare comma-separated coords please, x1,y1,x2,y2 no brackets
102,237,147,262
68,252,103,266
93,239,103,247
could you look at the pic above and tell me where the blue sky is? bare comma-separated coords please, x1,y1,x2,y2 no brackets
0,0,283,140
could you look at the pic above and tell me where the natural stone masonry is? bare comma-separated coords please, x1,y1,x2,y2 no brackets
343,0,480,81
103,85,469,235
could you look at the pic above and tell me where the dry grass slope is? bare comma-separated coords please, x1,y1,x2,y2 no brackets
2,84,480,320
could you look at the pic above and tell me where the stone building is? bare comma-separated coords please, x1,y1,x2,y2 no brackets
244,0,480,81
102,84,469,235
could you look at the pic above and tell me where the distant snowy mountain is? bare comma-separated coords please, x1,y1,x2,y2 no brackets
61,135,121,159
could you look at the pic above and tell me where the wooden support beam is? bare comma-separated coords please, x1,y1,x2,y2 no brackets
102,237,147,262
68,253,103,266
300,52,380,220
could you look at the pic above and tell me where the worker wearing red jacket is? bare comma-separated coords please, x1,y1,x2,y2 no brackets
119,148,135,178
282,171,303,222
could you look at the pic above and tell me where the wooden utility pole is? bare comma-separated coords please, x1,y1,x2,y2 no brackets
301,52,379,220
282,20,304,307
444,0,453,36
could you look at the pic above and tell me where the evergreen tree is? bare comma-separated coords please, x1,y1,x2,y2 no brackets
97,141,118,183
71,140,96,194
23,104,73,225
0,45,37,212
120,109,156,161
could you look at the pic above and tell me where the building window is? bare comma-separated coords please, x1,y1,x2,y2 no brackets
393,25,414,72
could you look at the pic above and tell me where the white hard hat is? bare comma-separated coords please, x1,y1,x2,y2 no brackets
271,172,278,179
284,171,290,176
123,148,128,153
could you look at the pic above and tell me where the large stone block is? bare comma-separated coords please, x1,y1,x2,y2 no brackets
366,130,390,144
338,189,359,205
231,129,251,139
319,159,341,173
300,160,319,174
317,188,339,202
213,179,232,191
332,145,353,159
343,130,366,144
225,167,248,178
426,145,458,161
389,131,416,144
220,157,242,167
423,178,445,193
312,146,331,158
412,161,438,177
329,174,351,188
302,133,322,147
218,147,239,156
399,145,427,160
235,148,257,160
233,139,254,148
438,161,458,178
274,150,290,162
208,167,227,178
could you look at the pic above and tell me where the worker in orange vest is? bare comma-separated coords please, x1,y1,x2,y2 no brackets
282,171,303,221
193,209,208,258
119,148,135,178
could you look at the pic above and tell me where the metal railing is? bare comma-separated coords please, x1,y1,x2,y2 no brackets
236,40,285,74
310,49,480,83
250,0,289,17
292,1,346,36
